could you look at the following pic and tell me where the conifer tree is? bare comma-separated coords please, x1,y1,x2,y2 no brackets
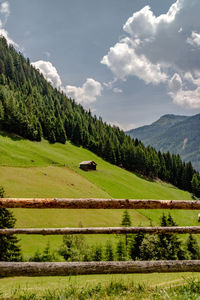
104,240,114,261
116,240,126,261
129,232,145,260
186,234,200,259
121,210,132,251
121,210,132,227
191,173,200,198
157,213,186,260
92,245,103,261
0,186,22,261
58,235,88,261
140,235,158,260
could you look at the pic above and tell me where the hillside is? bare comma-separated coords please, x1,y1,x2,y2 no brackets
127,114,200,171
0,131,194,257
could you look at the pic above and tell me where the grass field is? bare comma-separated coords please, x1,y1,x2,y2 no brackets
0,132,199,295
0,131,195,256
0,131,192,200
1,273,200,299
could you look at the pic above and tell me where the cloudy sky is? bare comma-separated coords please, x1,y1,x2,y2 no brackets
1,0,200,129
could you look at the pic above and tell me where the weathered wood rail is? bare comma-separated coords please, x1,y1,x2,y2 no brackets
1,198,200,277
1,198,200,209
1,261,200,277
1,226,200,235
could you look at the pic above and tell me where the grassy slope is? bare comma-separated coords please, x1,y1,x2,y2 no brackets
0,132,194,257
0,131,191,199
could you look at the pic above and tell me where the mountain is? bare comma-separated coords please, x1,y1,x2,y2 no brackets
127,114,189,142
127,114,200,171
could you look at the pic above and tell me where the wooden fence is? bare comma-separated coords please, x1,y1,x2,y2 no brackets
0,198,200,277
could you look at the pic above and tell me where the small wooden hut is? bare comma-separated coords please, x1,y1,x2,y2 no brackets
79,161,97,171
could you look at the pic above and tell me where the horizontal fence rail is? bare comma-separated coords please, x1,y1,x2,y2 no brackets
1,261,200,277
1,198,200,209
1,226,200,235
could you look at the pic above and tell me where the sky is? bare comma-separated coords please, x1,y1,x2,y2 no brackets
0,0,200,129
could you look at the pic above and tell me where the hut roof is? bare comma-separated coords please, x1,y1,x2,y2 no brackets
80,161,97,165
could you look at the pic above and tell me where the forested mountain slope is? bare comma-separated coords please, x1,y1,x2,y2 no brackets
127,114,200,171
0,37,199,197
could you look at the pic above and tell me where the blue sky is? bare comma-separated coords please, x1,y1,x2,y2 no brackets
0,0,199,129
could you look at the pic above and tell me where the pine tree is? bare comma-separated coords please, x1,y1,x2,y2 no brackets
191,173,200,198
121,210,132,227
58,235,88,261
186,234,200,259
129,232,145,260
140,235,159,260
116,240,126,261
29,242,56,262
157,213,186,260
55,115,66,144
92,245,103,261
121,210,132,250
104,240,114,261
0,186,22,261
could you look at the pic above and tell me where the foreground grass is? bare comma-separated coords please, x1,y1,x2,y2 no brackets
1,276,200,299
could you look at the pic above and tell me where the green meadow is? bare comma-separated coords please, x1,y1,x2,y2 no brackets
1,273,200,299
0,131,195,257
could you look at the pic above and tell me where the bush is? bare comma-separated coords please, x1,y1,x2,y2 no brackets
29,242,57,262
58,235,91,261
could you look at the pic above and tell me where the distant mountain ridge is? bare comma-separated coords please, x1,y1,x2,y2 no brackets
127,114,200,171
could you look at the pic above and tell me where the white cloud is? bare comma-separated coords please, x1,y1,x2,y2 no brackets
108,121,137,131
103,78,118,89
168,73,182,92
0,1,18,46
0,28,18,46
65,78,102,105
101,38,167,84
187,31,200,48
0,1,10,23
113,87,123,93
169,85,200,108
31,60,62,89
31,60,102,105
44,51,51,58
101,0,200,109
169,72,200,108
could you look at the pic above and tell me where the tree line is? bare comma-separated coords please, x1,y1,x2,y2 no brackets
0,36,200,197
